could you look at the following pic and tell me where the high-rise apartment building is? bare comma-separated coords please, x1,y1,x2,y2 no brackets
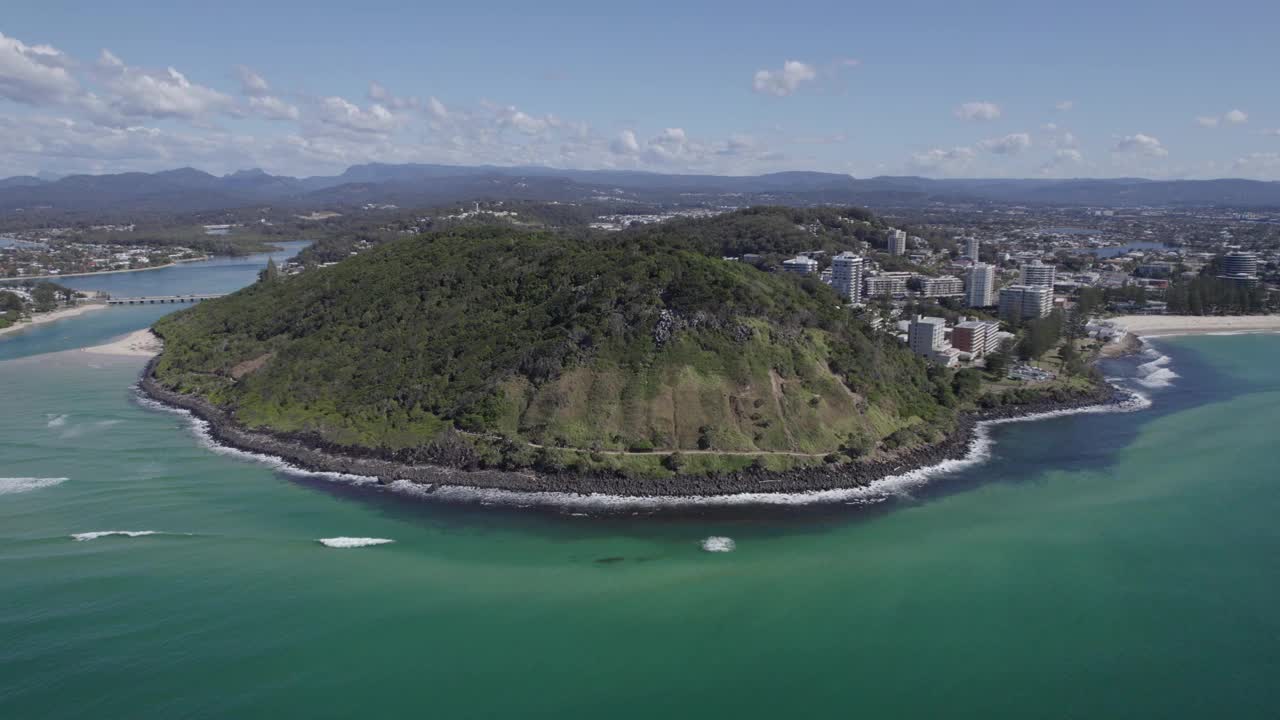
964,263,996,307
999,285,1053,321
831,252,864,301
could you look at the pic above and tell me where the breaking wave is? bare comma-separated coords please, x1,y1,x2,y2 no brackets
71,530,161,541
317,537,394,548
0,477,69,495
1135,351,1179,389
46,414,68,428
132,391,378,487
701,536,736,552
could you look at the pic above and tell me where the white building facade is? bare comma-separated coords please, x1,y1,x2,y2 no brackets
919,275,965,298
831,252,864,301
783,256,819,275
999,285,1053,321
908,316,946,356
888,229,907,256
964,263,996,307
1020,260,1056,288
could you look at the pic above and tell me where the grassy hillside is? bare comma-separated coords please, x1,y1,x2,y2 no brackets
151,212,955,476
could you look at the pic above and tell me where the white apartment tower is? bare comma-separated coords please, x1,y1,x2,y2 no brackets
831,252,864,301
888,229,907,256
1020,260,1056,288
964,263,996,307
965,237,981,262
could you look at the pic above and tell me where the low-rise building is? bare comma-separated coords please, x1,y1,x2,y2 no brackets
908,315,946,356
782,256,819,275
951,319,1002,357
864,271,911,298
919,275,964,298
907,315,958,365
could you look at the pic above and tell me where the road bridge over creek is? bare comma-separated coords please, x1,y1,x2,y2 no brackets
106,294,226,305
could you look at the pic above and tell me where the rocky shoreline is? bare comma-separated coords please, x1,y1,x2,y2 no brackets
138,358,1121,499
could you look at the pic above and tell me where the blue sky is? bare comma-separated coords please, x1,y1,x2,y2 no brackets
1,0,1278,179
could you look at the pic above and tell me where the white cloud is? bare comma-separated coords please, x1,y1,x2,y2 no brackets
1042,124,1078,150
954,101,1001,121
233,67,297,120
1038,149,1086,176
237,66,270,97
718,133,756,156
495,105,551,135
317,96,397,133
249,95,299,121
0,31,79,105
427,96,448,120
909,146,976,175
977,132,1031,155
367,81,418,110
1198,109,1249,128
610,129,640,155
646,127,691,162
95,50,234,120
0,113,243,175
1231,152,1280,177
1055,100,1074,111
1114,133,1168,158
752,60,816,97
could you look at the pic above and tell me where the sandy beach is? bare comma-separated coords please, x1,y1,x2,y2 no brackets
1110,315,1280,337
0,303,109,339
81,328,163,357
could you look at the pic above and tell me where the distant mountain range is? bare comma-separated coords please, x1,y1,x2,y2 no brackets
2,163,1279,213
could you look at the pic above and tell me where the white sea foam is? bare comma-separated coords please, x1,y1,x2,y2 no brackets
1133,348,1179,389
1136,354,1170,373
46,414,68,428
136,382,1149,511
701,536,736,552
0,477,69,495
58,418,124,440
317,537,394,548
1136,367,1179,388
71,530,161,541
132,391,378,487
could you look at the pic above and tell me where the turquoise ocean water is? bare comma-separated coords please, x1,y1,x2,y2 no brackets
2,249,1278,718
